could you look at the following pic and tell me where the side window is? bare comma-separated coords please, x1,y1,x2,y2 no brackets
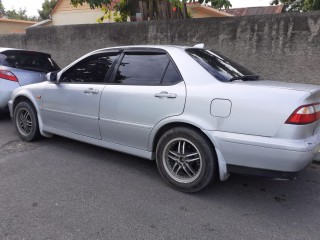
61,53,119,83
114,53,169,85
162,61,182,85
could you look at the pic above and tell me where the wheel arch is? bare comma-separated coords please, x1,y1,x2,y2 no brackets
150,120,229,181
13,95,37,113
151,122,219,172
12,93,51,138
151,122,212,152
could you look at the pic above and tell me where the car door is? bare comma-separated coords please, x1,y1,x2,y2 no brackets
42,51,120,139
99,49,186,150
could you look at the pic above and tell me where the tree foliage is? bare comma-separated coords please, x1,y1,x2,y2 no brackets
70,0,232,22
0,0,5,15
70,0,232,11
70,0,112,9
38,0,59,20
0,0,38,21
271,0,320,11
6,8,37,21
197,0,232,10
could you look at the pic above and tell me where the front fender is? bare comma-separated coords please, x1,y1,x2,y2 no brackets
11,86,52,138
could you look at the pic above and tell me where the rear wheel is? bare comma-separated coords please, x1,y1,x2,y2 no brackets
14,101,40,141
156,127,216,193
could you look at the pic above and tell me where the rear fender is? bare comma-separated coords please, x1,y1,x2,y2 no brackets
149,116,230,181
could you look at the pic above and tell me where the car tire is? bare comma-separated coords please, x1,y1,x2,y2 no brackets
14,101,40,142
156,127,216,193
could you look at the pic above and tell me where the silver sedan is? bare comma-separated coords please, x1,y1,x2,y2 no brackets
8,45,320,192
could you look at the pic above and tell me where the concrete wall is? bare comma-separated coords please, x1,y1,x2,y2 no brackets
0,33,26,48
1,11,320,85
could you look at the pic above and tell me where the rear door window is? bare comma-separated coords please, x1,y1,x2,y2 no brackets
114,52,169,85
113,51,183,86
0,50,60,73
162,61,182,85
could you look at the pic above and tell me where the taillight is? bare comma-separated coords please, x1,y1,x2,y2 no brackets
0,70,18,82
286,103,320,125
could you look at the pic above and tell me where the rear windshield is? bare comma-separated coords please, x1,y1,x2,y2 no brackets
186,48,259,82
0,50,60,73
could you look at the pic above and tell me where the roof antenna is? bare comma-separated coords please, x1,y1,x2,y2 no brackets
193,43,204,49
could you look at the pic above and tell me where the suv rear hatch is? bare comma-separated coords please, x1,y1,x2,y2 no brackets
0,50,60,86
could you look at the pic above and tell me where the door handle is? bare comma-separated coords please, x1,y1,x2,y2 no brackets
154,91,177,99
84,88,99,94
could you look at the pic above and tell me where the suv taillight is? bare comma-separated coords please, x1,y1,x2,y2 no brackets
0,70,18,82
286,103,320,125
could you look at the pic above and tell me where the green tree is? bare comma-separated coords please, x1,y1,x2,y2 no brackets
38,0,59,20
271,0,320,11
71,0,232,22
0,0,5,16
70,0,112,9
6,8,38,21
197,0,232,10
6,8,29,20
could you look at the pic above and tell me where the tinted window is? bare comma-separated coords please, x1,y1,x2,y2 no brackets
114,53,169,85
186,48,259,82
162,61,182,85
61,53,119,83
0,50,60,73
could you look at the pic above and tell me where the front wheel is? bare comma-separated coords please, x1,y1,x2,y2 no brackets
156,127,216,193
14,101,40,141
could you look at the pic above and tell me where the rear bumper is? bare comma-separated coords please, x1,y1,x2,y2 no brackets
0,79,20,110
226,164,307,179
204,130,320,174
8,100,13,117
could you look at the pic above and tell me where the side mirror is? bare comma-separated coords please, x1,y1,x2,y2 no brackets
46,72,59,83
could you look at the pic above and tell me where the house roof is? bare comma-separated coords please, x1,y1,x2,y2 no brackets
187,3,233,18
0,18,37,24
27,19,52,28
224,5,284,16
52,0,70,14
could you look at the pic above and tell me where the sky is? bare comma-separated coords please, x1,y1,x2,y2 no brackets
2,0,272,17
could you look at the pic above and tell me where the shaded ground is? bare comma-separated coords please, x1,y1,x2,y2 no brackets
0,115,319,240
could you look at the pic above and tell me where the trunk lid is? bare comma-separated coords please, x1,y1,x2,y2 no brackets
236,80,320,93
217,80,320,138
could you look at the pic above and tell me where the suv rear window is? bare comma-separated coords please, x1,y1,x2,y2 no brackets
186,48,259,82
0,50,60,73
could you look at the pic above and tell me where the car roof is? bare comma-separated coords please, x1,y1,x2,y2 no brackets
91,45,188,54
0,47,24,52
0,47,51,55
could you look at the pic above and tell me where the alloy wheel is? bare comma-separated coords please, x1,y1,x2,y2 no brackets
162,138,202,184
16,108,33,137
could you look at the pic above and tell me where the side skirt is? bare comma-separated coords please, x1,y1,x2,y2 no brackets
43,126,153,160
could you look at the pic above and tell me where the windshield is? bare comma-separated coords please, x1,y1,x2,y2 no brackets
0,50,60,73
185,48,260,82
